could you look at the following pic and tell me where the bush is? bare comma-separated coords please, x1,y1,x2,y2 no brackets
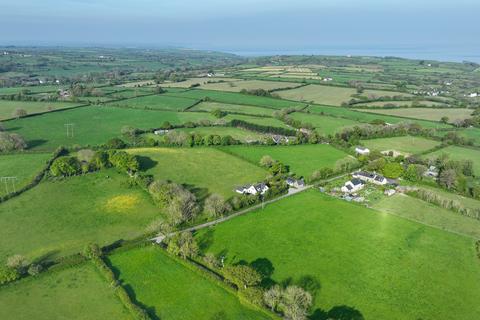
381,162,404,179
0,132,27,152
105,138,127,149
50,156,81,177
0,266,20,285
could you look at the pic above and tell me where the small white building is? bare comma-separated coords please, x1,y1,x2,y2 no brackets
424,166,439,178
384,189,396,196
341,178,364,193
468,93,478,98
154,129,169,135
355,146,370,155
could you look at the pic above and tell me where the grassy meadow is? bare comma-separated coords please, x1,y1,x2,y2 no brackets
127,147,267,198
361,136,441,155
191,101,275,116
0,169,160,262
371,193,480,239
220,144,349,177
0,263,130,320
109,246,273,320
289,112,360,135
107,94,199,111
0,100,80,120
3,106,214,151
0,152,52,197
199,79,300,92
354,107,473,123
195,190,480,320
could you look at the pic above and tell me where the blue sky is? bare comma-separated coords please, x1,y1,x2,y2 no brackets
1,0,479,60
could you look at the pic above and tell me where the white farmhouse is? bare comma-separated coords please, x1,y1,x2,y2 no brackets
235,183,269,195
286,177,305,188
352,171,387,185
355,146,370,155
341,178,364,193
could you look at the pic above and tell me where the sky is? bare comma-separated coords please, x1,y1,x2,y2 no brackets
1,0,479,61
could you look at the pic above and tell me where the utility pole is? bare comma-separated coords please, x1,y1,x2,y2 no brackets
64,123,75,138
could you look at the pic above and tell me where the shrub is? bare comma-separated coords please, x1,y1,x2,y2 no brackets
105,138,127,149
381,162,404,179
50,156,81,177
0,132,27,152
0,266,20,285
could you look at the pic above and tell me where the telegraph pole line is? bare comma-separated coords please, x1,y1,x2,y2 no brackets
64,123,75,138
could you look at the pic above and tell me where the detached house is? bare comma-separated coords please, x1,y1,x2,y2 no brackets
353,171,387,185
355,146,370,155
341,178,364,193
235,183,269,195
286,177,305,188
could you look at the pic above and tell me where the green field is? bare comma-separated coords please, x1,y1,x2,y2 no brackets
277,84,411,106
0,152,52,197
165,89,307,109
3,106,214,151
307,104,452,129
0,263,130,320
0,85,62,95
354,107,473,123
372,193,480,238
199,79,300,92
127,147,267,198
195,190,480,319
424,145,480,173
458,127,480,145
0,169,160,261
160,77,241,88
107,94,199,111
355,100,449,107
109,246,272,320
361,136,441,155
191,101,275,116
220,144,349,177
0,100,80,120
223,114,291,128
289,112,360,135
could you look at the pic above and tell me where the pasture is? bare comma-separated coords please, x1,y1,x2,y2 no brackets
127,147,267,198
307,104,452,129
423,145,480,173
0,152,52,197
3,106,215,151
109,246,272,320
220,144,349,177
0,263,130,320
277,84,411,106
0,100,80,120
361,136,441,155
191,101,275,116
372,193,480,239
159,77,240,88
0,169,160,262
199,79,300,92
354,107,473,123
195,190,480,320
106,94,199,111
354,100,449,107
288,112,360,135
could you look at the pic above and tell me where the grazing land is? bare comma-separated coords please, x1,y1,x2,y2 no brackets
361,136,441,155
195,190,480,320
0,169,160,262
191,101,275,116
424,145,480,173
0,263,130,320
159,77,241,88
288,112,360,134
3,106,214,151
0,100,80,120
277,84,412,106
354,107,473,123
371,193,480,238
127,147,267,198
199,79,300,92
106,94,199,111
109,246,273,320
354,100,449,107
0,152,52,197
220,144,349,177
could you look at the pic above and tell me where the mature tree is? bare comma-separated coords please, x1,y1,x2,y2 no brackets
12,108,27,119
203,252,220,269
105,137,126,149
50,156,81,177
211,109,226,118
259,155,274,168
0,132,27,152
264,285,283,311
121,125,138,139
204,194,232,218
381,162,404,179
440,116,449,124
439,169,457,189
403,164,420,182
223,265,262,289
167,232,198,259
77,149,96,163
335,157,359,173
108,151,140,173
166,188,199,224
280,286,312,320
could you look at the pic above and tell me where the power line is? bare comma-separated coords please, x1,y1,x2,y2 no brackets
1,176,18,194
64,123,75,138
